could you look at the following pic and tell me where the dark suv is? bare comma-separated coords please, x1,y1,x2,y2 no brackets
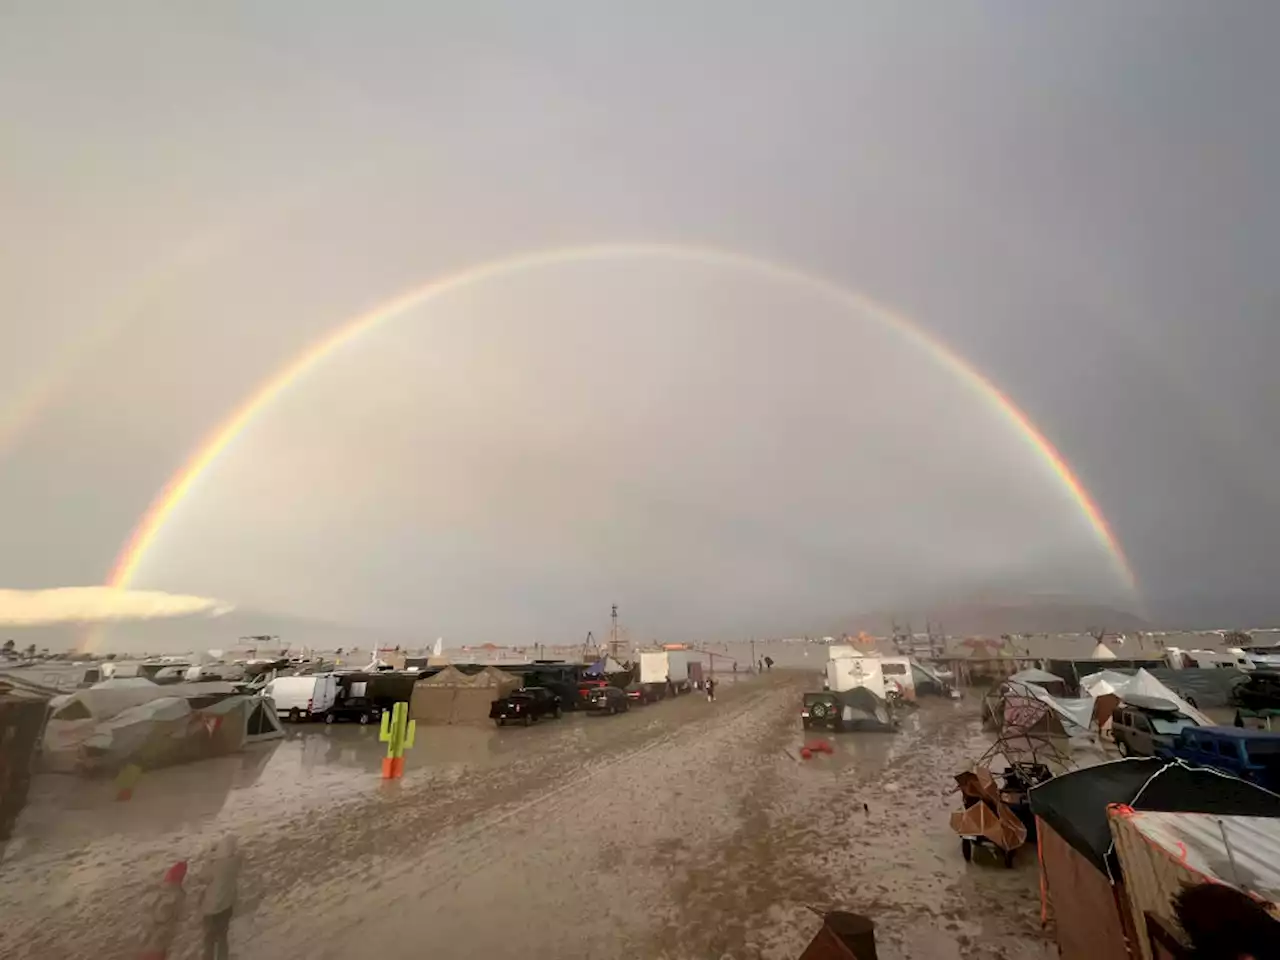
1232,671,1280,711
1230,670,1280,725
490,686,563,726
802,692,842,731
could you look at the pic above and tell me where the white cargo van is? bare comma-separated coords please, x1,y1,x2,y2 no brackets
266,674,338,721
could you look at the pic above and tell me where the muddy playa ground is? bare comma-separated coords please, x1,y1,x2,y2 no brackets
1,671,1052,960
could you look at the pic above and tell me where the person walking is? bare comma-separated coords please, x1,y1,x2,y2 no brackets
706,677,717,702
197,834,241,960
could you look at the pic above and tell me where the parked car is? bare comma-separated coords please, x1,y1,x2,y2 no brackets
576,678,609,708
586,686,630,715
266,674,338,722
324,697,381,725
490,687,563,727
1155,726,1280,791
1111,695,1199,757
624,682,650,705
1231,670,1280,716
801,692,841,731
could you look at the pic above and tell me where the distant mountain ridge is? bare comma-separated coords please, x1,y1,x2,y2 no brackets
833,597,1151,637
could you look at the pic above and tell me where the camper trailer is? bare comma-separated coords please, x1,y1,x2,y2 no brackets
876,656,916,701
1179,648,1256,671
826,655,886,698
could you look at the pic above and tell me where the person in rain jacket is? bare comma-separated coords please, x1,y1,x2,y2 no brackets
196,834,241,960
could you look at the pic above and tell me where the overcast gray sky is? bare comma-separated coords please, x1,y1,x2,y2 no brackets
3,2,1279,642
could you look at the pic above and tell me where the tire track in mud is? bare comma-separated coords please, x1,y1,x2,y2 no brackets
643,694,1053,960
3,679,784,960
238,677,801,960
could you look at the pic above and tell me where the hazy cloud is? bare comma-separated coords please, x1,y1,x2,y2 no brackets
0,587,230,625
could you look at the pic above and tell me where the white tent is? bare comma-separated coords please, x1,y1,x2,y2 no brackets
1091,643,1118,660
1009,668,1065,686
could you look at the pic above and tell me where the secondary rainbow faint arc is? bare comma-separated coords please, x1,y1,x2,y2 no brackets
106,242,1139,596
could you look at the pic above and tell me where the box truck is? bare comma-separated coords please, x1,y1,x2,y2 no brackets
638,651,691,701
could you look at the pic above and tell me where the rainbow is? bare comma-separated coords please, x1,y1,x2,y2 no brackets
106,242,1139,597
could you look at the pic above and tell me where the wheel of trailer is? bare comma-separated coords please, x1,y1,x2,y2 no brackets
523,714,532,726
324,712,336,725
1117,739,1130,757
554,705,563,719
289,708,301,723
961,839,973,862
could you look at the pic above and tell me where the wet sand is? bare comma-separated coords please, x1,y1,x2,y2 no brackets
1,672,1052,960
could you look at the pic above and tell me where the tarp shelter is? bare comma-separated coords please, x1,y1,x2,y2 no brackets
833,687,894,729
204,694,285,747
1110,809,1280,960
44,692,280,774
1081,669,1213,728
1031,757,1280,875
1008,667,1068,695
49,680,238,723
1028,758,1280,960
410,665,522,724
0,681,50,843
1145,667,1245,710
585,656,626,677
989,680,1091,737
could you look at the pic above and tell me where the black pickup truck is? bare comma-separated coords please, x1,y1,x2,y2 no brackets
490,686,563,726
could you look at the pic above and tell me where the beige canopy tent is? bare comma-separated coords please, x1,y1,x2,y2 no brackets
410,666,522,724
